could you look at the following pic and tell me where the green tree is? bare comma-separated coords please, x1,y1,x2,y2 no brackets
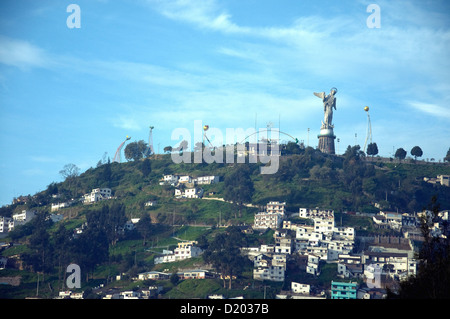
444,147,450,162
86,203,127,246
411,146,423,161
23,212,53,275
53,223,74,290
163,146,173,153
136,214,152,246
140,158,152,177
59,163,80,189
395,148,407,161
283,141,302,155
223,165,254,218
170,271,180,285
73,227,109,282
367,142,379,158
124,140,148,161
203,226,250,289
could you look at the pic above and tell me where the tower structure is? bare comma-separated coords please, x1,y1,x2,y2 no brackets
144,126,155,157
363,106,372,153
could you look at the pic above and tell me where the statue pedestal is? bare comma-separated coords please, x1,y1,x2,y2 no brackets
318,128,336,154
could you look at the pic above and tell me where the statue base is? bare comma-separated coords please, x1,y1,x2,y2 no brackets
318,127,336,155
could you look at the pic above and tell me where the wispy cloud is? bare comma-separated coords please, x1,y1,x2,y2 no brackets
0,36,50,69
408,101,450,120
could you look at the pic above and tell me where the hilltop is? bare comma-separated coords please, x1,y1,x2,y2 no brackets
4,145,450,220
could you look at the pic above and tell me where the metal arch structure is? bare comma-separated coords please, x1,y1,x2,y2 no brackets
113,136,131,163
144,126,155,157
239,129,299,145
363,106,372,153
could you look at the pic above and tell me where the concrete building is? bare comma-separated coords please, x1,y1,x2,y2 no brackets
154,241,203,264
331,281,357,299
254,211,283,229
83,188,112,204
266,201,286,216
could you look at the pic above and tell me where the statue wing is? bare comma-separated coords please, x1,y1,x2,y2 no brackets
314,92,325,100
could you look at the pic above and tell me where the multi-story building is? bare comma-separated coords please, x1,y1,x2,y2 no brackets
154,241,203,264
331,281,358,299
12,210,36,223
363,251,417,279
313,215,335,236
337,254,364,278
1,210,36,233
254,211,283,229
274,229,293,254
0,217,13,233
254,263,285,282
83,188,112,204
333,226,355,241
299,208,334,219
266,201,286,216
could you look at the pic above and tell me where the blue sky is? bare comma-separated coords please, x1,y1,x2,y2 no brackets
1,0,450,206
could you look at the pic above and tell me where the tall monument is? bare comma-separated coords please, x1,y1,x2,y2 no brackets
314,87,337,154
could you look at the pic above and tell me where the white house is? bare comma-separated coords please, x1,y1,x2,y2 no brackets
83,188,112,204
299,208,334,219
12,210,36,224
291,282,310,295
296,225,323,245
138,271,170,281
154,241,203,264
1,210,37,232
363,251,417,279
196,176,220,185
274,230,293,254
160,174,179,185
51,202,69,212
178,175,193,184
175,187,203,199
333,226,355,241
0,217,13,233
306,254,320,276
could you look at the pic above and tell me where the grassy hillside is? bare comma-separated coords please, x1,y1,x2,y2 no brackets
1,147,449,298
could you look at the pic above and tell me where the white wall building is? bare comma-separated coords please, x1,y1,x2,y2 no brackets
196,176,220,185
254,264,285,282
296,225,323,245
254,212,282,229
12,210,36,223
267,201,286,216
154,241,203,264
313,216,335,235
160,174,179,185
291,282,311,295
0,217,13,233
175,187,203,199
299,208,334,219
83,188,112,204
178,175,193,184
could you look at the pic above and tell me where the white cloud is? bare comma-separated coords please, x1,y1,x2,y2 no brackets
0,36,49,69
408,101,450,120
